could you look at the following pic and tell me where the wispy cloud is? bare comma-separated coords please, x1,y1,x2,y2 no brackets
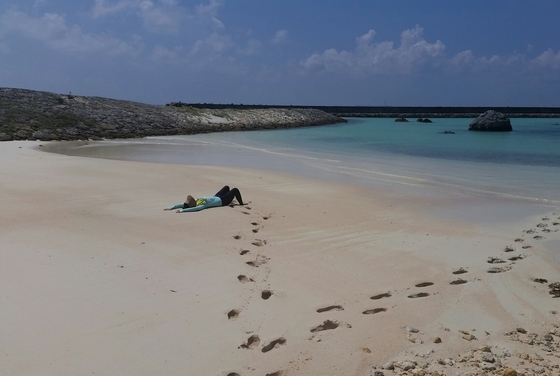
447,49,525,72
93,0,186,34
0,10,143,57
301,26,445,75
92,0,134,18
530,48,560,69
272,29,288,44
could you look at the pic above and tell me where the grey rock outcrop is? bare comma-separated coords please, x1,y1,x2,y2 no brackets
468,110,512,132
0,88,346,141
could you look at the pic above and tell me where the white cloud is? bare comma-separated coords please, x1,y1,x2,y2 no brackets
151,43,181,63
272,29,288,44
93,0,185,34
92,0,135,18
0,10,143,57
137,0,183,33
530,48,560,69
449,50,474,67
301,25,445,75
448,49,524,72
195,0,223,17
237,39,261,56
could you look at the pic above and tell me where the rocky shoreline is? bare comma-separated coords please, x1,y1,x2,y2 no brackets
0,88,345,141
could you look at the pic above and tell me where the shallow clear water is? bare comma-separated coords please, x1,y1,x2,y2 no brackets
46,117,560,206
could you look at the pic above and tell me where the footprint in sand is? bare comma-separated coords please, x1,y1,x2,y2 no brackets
370,292,392,300
487,265,512,273
265,372,285,376
262,215,271,220
488,257,506,264
415,282,434,288
504,246,516,252
261,337,286,353
239,249,250,256
233,234,243,240
252,228,260,234
310,320,340,333
524,229,537,234
261,290,273,300
251,222,259,226
362,308,387,315
226,373,240,376
239,335,260,350
532,278,548,284
522,245,533,249
246,254,269,267
408,292,430,299
452,267,468,275
237,275,254,283
508,255,525,261
316,305,344,313
533,235,545,240
227,309,240,320
514,238,524,243
450,279,468,285
252,239,267,247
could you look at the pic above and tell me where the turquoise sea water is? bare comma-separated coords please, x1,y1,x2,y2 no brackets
49,117,560,206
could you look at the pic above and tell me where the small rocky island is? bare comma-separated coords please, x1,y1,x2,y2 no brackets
0,88,346,141
468,110,512,132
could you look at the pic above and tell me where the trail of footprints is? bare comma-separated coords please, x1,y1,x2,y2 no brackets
226,208,560,375
308,212,560,347
226,207,287,376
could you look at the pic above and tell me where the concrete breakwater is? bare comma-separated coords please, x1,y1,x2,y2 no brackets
0,88,345,141
334,112,560,118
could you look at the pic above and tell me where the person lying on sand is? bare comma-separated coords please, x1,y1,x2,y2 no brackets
164,186,244,213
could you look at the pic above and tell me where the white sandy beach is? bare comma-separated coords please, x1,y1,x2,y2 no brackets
2,141,560,376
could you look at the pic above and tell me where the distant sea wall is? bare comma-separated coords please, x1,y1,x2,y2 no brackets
0,88,345,141
183,103,560,118
332,112,560,118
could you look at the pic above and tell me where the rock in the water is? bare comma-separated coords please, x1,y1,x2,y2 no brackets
395,117,409,122
468,110,512,132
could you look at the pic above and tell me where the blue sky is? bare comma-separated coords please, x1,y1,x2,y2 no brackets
1,0,559,106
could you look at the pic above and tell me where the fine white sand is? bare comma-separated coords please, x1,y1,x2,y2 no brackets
2,141,560,376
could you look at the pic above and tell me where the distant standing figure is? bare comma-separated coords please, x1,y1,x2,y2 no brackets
164,186,244,213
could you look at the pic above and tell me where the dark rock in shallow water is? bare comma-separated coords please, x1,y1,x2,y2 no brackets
395,117,409,122
439,131,455,134
468,110,512,132
417,118,432,123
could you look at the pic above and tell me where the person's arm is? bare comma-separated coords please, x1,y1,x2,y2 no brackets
176,204,207,213
164,203,184,211
175,197,222,213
